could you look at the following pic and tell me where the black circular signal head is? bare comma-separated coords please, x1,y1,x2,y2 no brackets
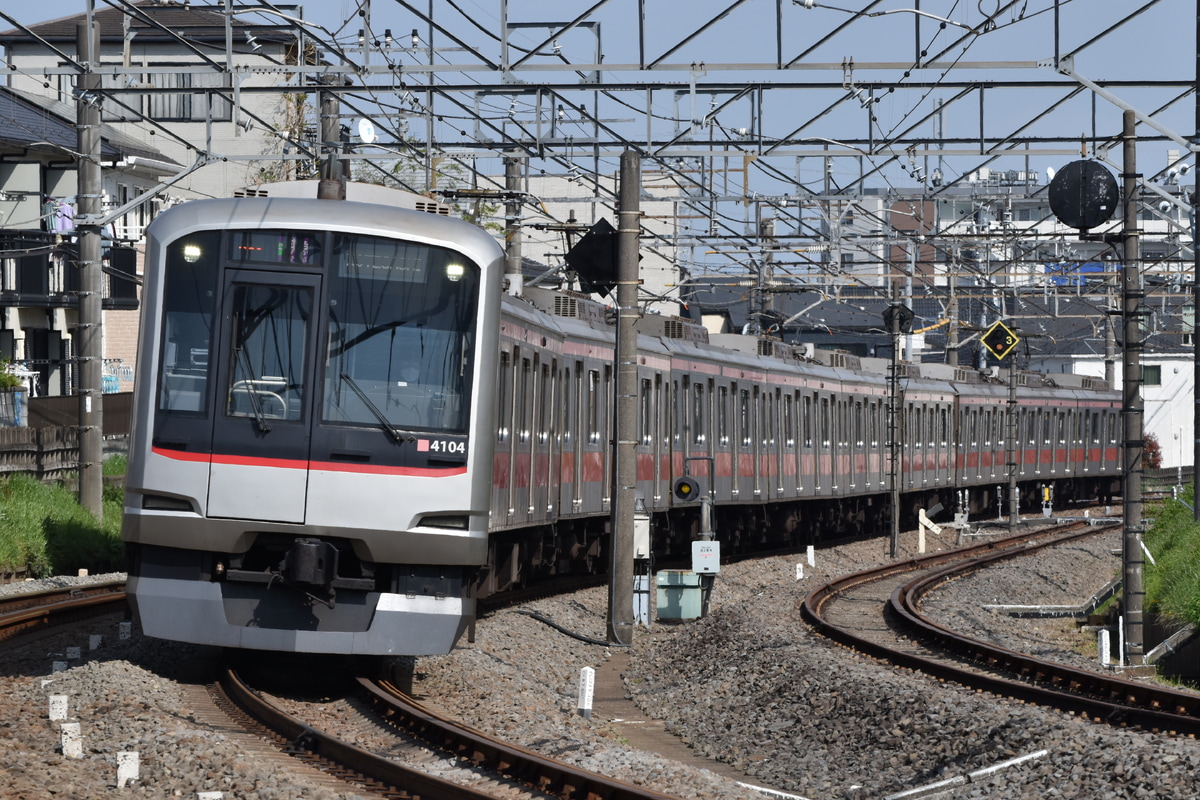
1048,160,1118,231
672,476,700,502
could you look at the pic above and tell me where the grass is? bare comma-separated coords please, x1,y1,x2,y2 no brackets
0,455,127,578
1142,486,1200,627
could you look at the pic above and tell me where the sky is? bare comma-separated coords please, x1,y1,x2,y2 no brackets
5,0,1196,195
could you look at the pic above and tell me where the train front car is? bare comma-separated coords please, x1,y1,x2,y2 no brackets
121,197,504,655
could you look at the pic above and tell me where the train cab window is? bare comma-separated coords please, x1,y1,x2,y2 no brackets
640,378,653,446
323,233,480,434
157,231,221,415
224,283,310,423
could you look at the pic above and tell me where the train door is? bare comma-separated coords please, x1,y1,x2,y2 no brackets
495,348,514,525
207,269,320,523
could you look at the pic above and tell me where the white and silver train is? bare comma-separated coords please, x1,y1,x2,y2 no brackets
122,183,1122,656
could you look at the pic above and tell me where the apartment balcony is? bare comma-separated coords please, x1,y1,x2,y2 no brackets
0,230,138,311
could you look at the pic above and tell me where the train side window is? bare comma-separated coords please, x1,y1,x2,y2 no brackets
803,395,813,448
854,401,864,448
692,381,706,446
784,393,795,447
739,388,751,447
640,378,653,446
768,390,777,447
820,397,830,449
717,385,730,447
680,377,690,445
561,365,573,447
517,357,532,443
869,401,878,448
587,369,601,444
497,351,511,442
940,407,948,447
158,231,221,416
539,363,553,445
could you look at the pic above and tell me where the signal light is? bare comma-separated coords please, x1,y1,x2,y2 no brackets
672,476,700,502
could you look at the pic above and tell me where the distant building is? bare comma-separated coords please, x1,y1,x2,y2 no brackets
0,2,303,396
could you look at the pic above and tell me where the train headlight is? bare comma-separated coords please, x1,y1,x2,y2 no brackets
445,263,465,282
672,476,701,502
182,244,202,263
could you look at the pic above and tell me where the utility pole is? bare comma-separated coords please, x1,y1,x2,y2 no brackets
608,150,640,646
1121,110,1145,662
76,21,103,519
317,75,345,200
1193,0,1200,521
504,154,523,295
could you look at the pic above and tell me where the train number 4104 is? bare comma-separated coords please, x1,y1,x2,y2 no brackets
419,438,467,454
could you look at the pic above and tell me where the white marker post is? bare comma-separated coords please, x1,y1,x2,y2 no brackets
116,752,139,788
806,545,815,567
795,563,804,581
60,722,82,759
49,695,68,721
577,667,595,718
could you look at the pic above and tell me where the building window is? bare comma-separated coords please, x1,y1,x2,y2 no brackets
1142,365,1162,387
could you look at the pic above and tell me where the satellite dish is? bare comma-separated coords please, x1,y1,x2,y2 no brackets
1046,166,1055,181
357,118,377,144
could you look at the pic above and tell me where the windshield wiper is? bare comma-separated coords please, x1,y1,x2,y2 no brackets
235,347,272,433
339,373,406,444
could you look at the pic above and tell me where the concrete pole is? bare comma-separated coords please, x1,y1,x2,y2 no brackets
76,21,103,519
1007,351,1018,531
607,150,640,646
1193,0,1200,520
317,76,344,200
1121,110,1145,661
504,155,523,296
888,306,901,558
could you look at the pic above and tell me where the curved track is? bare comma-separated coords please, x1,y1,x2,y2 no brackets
803,522,1200,736
217,666,683,800
0,580,125,643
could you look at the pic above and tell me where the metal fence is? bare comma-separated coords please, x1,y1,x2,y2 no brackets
27,392,132,435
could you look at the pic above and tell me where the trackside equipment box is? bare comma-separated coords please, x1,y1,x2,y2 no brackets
656,570,702,620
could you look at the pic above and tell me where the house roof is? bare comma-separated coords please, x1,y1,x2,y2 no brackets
0,1,296,46
0,86,175,165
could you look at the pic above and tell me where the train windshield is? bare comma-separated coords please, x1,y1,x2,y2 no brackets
323,233,480,435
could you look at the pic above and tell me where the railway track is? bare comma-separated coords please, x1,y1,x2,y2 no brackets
217,664,685,800
0,579,125,643
803,521,1200,737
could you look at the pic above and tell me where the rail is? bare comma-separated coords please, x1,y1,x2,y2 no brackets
803,522,1200,736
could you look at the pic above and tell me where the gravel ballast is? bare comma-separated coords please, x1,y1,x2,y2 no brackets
3,522,1199,799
